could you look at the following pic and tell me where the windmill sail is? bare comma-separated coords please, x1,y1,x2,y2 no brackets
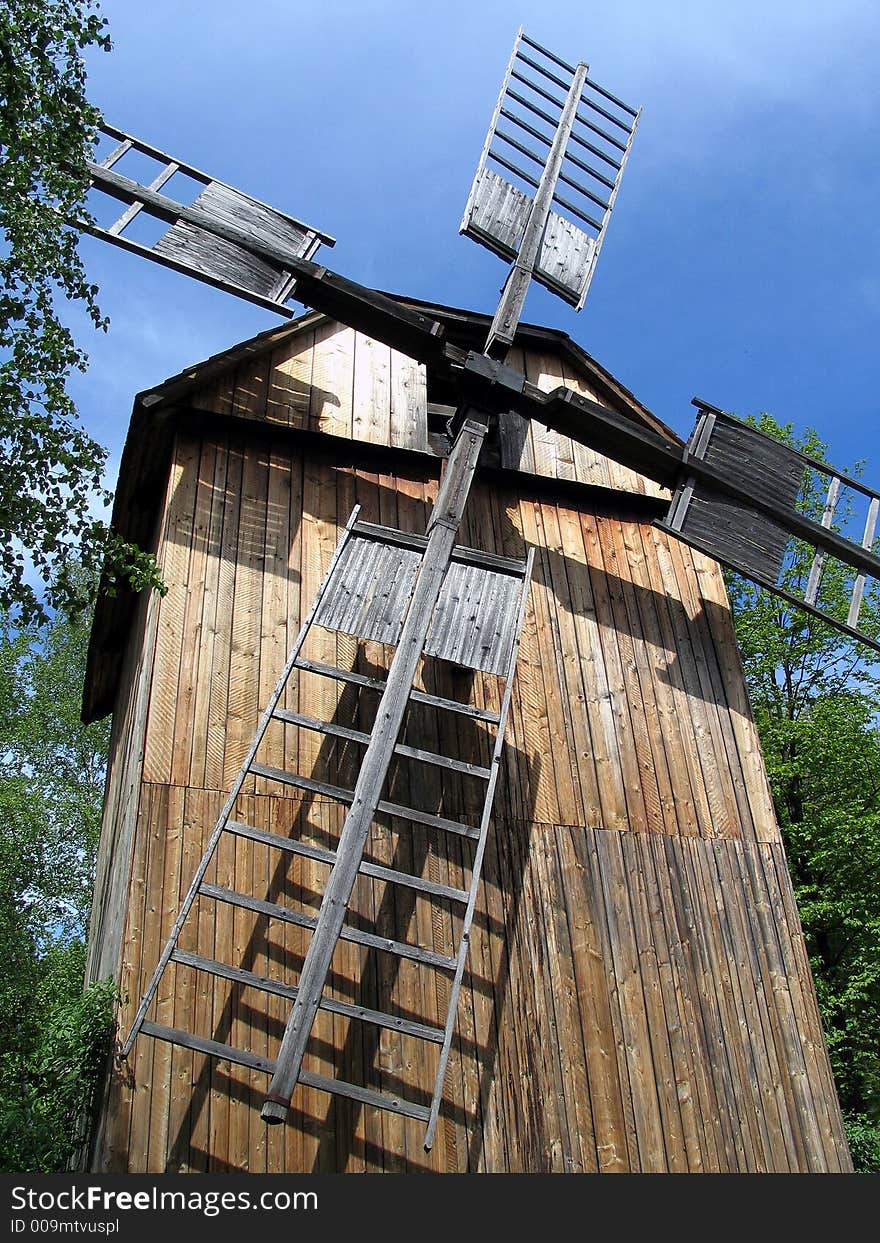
461,29,640,316
659,399,880,649
84,124,335,314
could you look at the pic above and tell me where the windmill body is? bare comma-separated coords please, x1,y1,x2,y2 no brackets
77,32,866,1171
83,306,851,1171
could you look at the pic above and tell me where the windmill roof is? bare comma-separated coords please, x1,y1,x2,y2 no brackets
82,297,679,722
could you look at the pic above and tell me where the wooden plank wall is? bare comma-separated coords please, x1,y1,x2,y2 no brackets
189,322,666,499
190,324,429,454
88,430,850,1172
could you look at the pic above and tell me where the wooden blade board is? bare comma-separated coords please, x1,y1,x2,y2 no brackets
660,401,880,653
312,521,528,676
84,123,335,315
461,28,640,310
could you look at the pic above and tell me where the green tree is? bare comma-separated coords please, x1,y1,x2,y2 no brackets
0,587,116,1171
0,0,160,623
727,415,880,1171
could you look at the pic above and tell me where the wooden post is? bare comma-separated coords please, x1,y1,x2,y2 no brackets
261,415,488,1123
485,60,589,356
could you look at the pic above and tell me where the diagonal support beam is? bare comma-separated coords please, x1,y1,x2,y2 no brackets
261,414,489,1123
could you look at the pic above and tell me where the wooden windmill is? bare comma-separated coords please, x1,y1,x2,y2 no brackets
80,30,875,1172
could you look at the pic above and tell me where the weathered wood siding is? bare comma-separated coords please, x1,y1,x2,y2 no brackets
188,324,667,498
87,421,850,1172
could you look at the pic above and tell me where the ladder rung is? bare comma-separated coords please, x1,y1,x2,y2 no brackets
249,764,352,800
170,950,445,1043
393,739,491,780
293,657,502,724
228,819,469,904
270,709,491,778
246,764,480,840
139,1021,431,1121
199,883,458,970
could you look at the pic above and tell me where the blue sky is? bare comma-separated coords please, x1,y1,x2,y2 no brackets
69,0,880,492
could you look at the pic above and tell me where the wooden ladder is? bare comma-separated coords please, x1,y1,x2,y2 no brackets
122,505,534,1151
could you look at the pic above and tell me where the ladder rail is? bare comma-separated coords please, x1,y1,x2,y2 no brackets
423,547,535,1151
120,505,362,1056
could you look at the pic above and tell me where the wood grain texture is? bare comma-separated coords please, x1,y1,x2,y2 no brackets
85,426,849,1172
188,319,668,498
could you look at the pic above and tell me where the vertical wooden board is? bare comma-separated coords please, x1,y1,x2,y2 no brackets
574,828,640,1167
280,449,305,775
753,843,846,1171
530,825,596,1170
500,822,558,1170
474,827,518,1171
255,453,292,790
127,784,168,1172
191,371,234,416
497,346,535,474
555,362,614,489
144,436,201,784
710,841,797,1170
267,330,315,428
309,320,355,438
664,837,744,1169
604,517,669,835
594,830,668,1170
297,455,342,779
552,827,627,1171
577,510,636,831
205,442,245,792
223,446,270,788
295,461,341,1172
633,523,705,836
520,831,571,1170
185,787,220,1172
665,539,759,842
765,844,852,1169
188,439,229,791
510,500,568,825
614,519,688,836
372,468,412,1171
659,535,741,839
88,526,166,991
352,333,392,447
644,834,724,1170
691,549,780,843
522,350,565,480
99,781,156,1171
532,500,592,827
152,787,190,1173
682,839,769,1168
232,351,270,420
553,505,625,831
623,834,690,1171
634,833,705,1171
581,513,650,834
207,824,235,1173
390,350,428,451
635,525,716,836
170,440,216,787
227,796,256,1172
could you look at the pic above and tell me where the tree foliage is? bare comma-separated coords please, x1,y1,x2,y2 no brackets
0,585,115,1171
727,415,880,1171
0,0,161,624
